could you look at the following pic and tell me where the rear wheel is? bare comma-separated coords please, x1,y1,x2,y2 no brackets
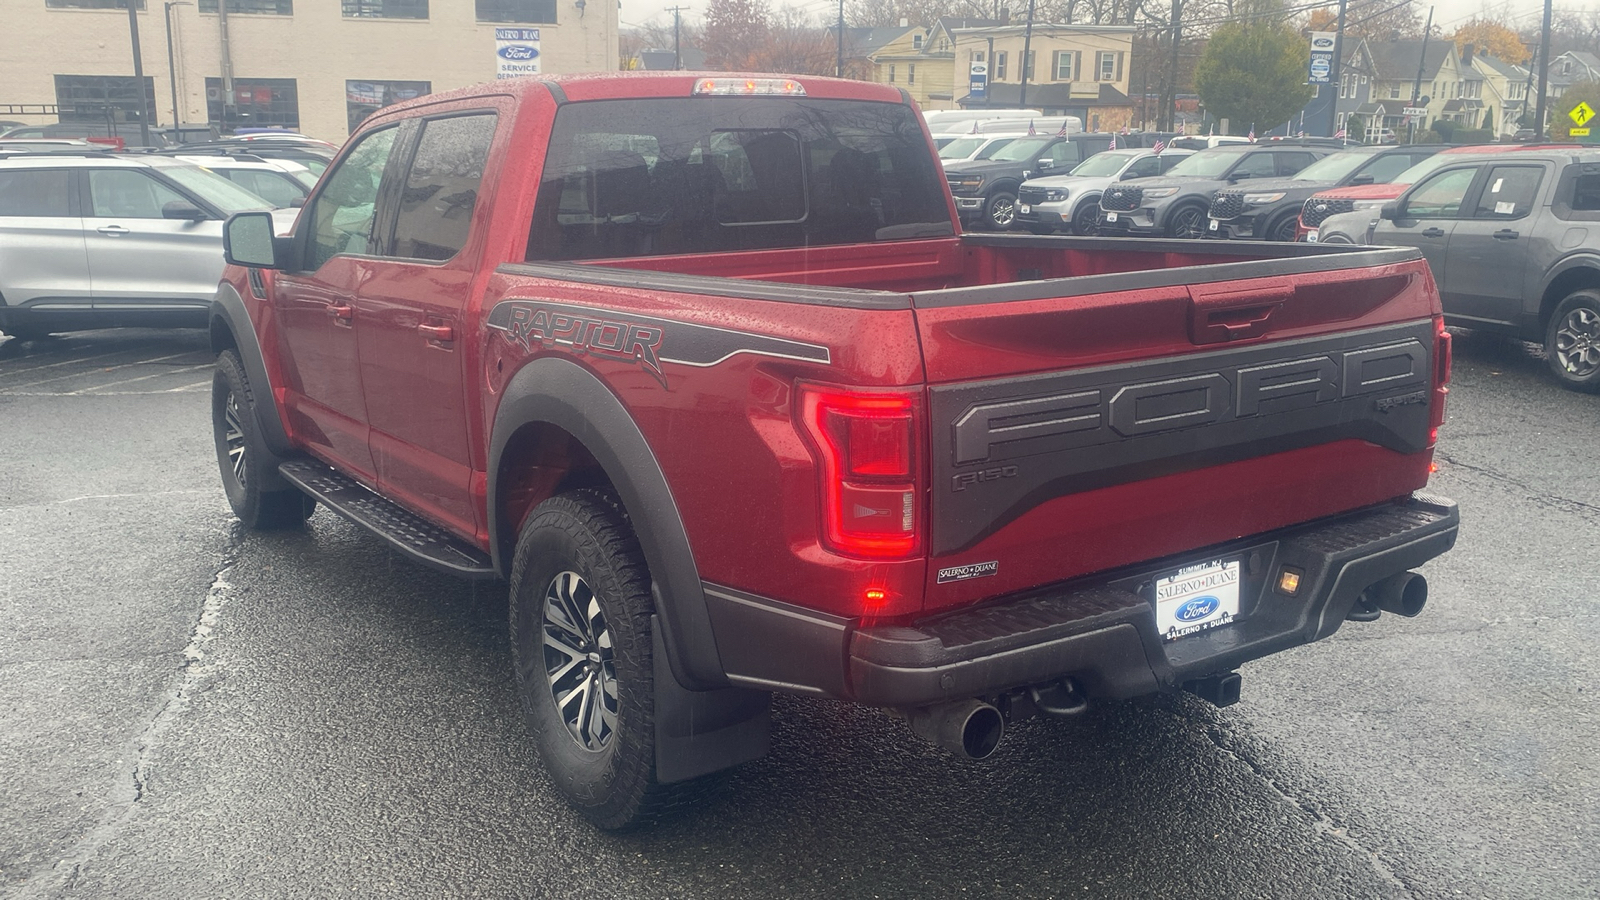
1167,204,1206,239
1072,199,1101,236
510,488,698,830
212,350,315,529
984,191,1018,230
1545,289,1600,392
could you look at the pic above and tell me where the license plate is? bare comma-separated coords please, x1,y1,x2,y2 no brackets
1105,211,1118,222
1306,229,1319,242
1019,204,1031,214
1209,218,1220,231
1154,558,1241,641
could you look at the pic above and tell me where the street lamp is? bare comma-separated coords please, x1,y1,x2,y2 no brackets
165,2,193,136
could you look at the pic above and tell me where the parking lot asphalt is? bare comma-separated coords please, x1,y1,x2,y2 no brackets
1,327,1595,899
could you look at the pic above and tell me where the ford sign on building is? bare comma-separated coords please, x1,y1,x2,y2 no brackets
496,28,542,79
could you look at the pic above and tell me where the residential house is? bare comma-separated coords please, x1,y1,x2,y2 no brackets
950,24,1135,131
1546,50,1600,103
869,18,1000,111
1363,39,1482,135
1470,52,1531,138
835,25,915,81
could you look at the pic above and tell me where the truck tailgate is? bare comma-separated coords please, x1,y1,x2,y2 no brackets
912,254,1445,612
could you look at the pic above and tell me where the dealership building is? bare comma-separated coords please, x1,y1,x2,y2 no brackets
0,0,619,143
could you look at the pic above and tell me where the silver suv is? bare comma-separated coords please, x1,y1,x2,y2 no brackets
0,152,293,339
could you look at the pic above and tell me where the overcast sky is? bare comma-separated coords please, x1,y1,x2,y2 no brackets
619,0,1589,45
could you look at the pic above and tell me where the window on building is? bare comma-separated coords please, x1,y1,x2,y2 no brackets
909,64,916,84
54,75,155,125
346,79,430,132
476,0,554,21
913,34,923,50
205,77,299,130
1390,87,1401,99
1097,51,1120,81
1053,50,1075,80
1024,50,1034,80
888,65,896,83
198,0,292,12
46,0,145,8
343,0,427,18
393,114,497,261
973,51,985,63
995,52,1007,80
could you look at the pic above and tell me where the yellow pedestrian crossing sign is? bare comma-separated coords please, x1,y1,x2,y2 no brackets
1572,102,1596,128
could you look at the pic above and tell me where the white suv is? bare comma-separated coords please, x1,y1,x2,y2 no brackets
172,153,319,208
0,152,295,340
1014,148,1194,235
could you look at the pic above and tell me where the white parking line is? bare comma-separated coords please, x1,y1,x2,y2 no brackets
76,363,214,394
3,352,200,389
0,347,135,377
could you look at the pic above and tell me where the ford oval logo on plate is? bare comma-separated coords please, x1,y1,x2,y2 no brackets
1176,595,1220,621
498,44,540,60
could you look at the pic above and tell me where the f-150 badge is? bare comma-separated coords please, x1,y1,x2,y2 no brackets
488,300,830,388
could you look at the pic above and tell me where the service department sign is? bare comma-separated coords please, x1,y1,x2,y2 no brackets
496,28,541,79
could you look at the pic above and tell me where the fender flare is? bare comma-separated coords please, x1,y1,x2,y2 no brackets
1537,254,1600,313
209,284,295,493
488,356,727,691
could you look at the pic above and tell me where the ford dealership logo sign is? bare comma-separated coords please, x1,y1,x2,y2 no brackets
1176,595,1221,621
1312,35,1335,49
499,44,539,60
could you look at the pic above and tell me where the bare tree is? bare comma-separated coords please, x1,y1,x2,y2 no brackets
703,0,773,69
754,7,838,74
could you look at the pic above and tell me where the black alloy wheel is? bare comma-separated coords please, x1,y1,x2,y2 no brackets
1168,204,1206,239
1546,290,1600,392
1269,215,1299,242
1073,200,1101,236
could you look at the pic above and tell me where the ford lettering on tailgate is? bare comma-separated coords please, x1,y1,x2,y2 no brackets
928,320,1435,553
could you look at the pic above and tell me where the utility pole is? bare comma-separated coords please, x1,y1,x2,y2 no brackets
1162,0,1182,132
219,0,236,132
164,2,192,134
666,5,689,70
1323,0,1348,137
1019,0,1036,107
836,0,844,77
123,0,152,147
1407,6,1433,144
1534,0,1552,139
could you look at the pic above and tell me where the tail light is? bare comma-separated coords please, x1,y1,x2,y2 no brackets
797,384,923,559
1430,315,1451,439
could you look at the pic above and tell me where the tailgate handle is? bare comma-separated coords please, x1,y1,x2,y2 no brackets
1188,283,1292,344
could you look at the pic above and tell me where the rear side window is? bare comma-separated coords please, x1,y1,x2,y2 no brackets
393,113,496,261
0,169,70,216
1274,152,1317,176
226,170,304,208
1126,156,1161,178
1232,152,1278,179
1566,172,1600,217
1471,165,1542,219
1359,154,1417,184
527,98,953,261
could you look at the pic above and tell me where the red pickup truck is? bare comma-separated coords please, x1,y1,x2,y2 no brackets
210,73,1458,829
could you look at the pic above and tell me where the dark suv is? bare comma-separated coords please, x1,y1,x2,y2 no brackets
945,133,1114,230
1205,144,1445,242
1371,149,1600,390
1099,143,1331,239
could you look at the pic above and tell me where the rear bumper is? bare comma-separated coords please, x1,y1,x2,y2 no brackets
706,494,1459,707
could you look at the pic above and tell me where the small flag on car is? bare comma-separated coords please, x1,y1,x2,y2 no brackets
1248,128,1256,142
1334,128,1346,139
1108,134,1116,150
1028,119,1037,135
1152,139,1165,154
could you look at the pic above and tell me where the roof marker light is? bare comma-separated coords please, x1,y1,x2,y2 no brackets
693,78,807,97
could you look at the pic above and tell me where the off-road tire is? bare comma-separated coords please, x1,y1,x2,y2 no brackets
1545,289,1600,392
212,350,315,529
509,488,700,830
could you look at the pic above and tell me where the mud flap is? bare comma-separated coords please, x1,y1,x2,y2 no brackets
652,616,771,784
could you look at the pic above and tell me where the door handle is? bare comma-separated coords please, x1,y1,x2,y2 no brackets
96,225,130,236
1421,227,1445,238
327,303,353,321
1493,229,1519,240
418,323,454,343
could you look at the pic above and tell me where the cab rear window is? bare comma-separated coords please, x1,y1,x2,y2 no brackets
526,98,953,261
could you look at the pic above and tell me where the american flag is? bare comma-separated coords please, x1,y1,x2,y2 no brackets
1027,119,1037,135
1056,121,1072,136
1298,130,1306,138
1152,139,1166,154
1248,128,1257,142
970,120,980,133
1108,134,1117,150
1334,128,1347,139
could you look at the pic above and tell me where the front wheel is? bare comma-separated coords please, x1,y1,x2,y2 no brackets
510,488,695,830
984,191,1018,230
1167,205,1206,239
1545,289,1600,392
212,350,315,529
1268,214,1299,243
1072,200,1101,236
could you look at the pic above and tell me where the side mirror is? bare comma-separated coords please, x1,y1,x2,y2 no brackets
1229,171,1253,182
1350,173,1375,185
162,200,208,221
1378,201,1401,221
1037,158,1055,170
224,211,288,269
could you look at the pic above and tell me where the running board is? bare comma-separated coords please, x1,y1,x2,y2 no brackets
277,459,497,579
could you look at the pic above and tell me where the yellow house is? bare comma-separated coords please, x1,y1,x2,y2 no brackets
869,17,998,111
